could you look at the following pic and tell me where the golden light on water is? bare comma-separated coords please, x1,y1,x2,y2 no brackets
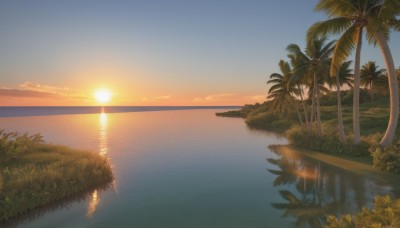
86,112,109,218
99,112,108,156
87,190,100,218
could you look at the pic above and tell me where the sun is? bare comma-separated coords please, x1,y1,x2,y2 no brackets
94,89,112,104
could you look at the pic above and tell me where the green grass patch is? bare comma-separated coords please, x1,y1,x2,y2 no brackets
0,131,113,222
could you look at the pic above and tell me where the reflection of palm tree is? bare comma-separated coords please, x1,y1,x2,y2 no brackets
272,190,328,227
267,157,298,186
267,147,337,227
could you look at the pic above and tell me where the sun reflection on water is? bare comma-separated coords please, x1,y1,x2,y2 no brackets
87,190,100,218
86,111,110,218
99,112,108,157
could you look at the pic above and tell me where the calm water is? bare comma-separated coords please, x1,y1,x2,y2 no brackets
1,108,398,228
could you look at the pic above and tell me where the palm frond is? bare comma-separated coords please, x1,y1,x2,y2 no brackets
307,17,352,41
330,24,359,76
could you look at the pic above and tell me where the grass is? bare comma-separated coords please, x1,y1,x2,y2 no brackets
217,93,400,157
0,132,113,222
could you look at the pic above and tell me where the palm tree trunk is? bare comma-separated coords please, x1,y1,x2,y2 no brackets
353,28,363,144
376,32,399,147
298,84,310,133
310,89,315,126
314,72,322,136
336,73,346,143
295,102,304,127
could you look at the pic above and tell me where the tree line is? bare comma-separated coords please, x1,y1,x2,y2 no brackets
267,0,400,147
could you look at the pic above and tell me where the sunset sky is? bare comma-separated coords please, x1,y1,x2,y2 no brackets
1,0,399,106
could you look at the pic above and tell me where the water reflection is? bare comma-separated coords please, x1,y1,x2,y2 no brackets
86,111,109,218
87,190,100,218
99,112,108,157
267,145,395,228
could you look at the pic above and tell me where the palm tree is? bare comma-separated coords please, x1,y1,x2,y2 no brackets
329,61,354,142
360,61,386,102
267,60,303,125
308,0,400,146
287,37,335,136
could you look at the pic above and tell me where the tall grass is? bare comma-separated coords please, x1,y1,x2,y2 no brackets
0,130,113,222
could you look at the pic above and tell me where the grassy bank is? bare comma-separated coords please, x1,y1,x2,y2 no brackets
0,131,113,222
217,93,396,148
217,92,400,173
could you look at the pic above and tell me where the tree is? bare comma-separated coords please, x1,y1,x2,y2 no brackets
287,37,334,136
308,0,400,146
329,61,354,142
360,61,386,102
267,60,303,125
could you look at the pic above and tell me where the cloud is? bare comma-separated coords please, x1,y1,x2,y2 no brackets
19,81,71,93
0,82,88,100
155,95,171,100
141,95,171,102
243,94,266,102
194,93,234,102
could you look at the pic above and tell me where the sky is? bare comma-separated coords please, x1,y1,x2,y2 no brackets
0,0,399,106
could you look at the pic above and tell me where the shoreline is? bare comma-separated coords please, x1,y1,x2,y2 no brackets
276,145,400,188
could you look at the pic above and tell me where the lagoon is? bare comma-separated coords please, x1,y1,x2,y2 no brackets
1,108,398,227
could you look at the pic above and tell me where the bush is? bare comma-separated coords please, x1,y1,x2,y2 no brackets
0,132,113,222
0,130,44,158
326,195,400,227
371,145,400,174
246,111,294,132
286,126,369,156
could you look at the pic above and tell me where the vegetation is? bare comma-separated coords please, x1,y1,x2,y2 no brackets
215,103,262,118
0,130,113,222
326,195,400,227
217,0,400,226
309,0,400,146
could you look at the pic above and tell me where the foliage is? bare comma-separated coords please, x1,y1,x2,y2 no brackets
216,103,264,118
0,130,44,158
326,195,400,228
0,130,113,222
371,144,400,174
286,126,369,156
246,110,295,133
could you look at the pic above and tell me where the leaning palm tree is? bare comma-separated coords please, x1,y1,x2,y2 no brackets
360,61,386,102
267,60,303,125
287,37,335,136
308,0,400,146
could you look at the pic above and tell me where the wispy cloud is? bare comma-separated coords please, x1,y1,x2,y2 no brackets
243,94,266,102
141,95,171,102
0,82,88,100
19,81,71,93
155,95,171,100
193,93,234,102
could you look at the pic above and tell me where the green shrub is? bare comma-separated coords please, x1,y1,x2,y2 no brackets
0,138,113,222
326,195,400,227
371,145,400,174
286,126,369,156
0,130,44,158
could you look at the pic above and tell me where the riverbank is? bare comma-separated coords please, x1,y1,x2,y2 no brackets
217,95,400,175
0,143,113,222
275,145,400,187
